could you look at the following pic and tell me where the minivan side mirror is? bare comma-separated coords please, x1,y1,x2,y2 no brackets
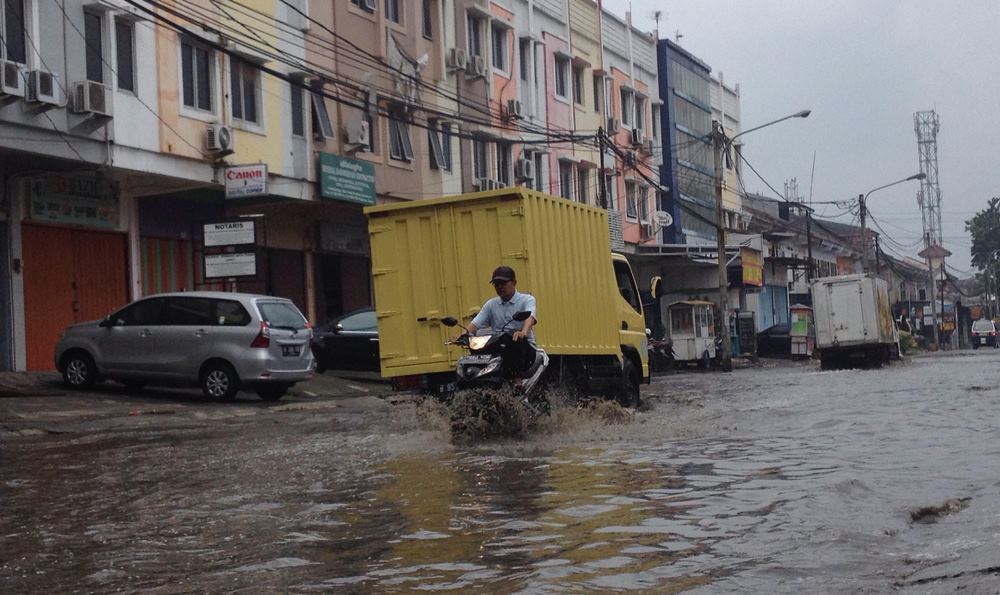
99,315,119,328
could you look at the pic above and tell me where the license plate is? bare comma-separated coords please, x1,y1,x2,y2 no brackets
982,338,987,344
282,345,301,357
460,354,494,363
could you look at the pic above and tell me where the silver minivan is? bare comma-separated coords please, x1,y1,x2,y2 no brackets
54,292,314,401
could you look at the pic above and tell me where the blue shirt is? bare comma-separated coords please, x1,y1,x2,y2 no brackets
471,290,537,344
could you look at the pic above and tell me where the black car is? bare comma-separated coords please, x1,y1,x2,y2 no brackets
971,319,999,349
311,308,380,372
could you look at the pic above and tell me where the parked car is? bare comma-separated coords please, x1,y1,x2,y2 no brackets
55,292,314,401
971,318,999,348
311,307,380,373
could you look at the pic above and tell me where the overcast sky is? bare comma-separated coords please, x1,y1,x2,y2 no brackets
603,0,995,273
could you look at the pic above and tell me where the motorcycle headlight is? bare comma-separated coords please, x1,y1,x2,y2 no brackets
468,336,490,350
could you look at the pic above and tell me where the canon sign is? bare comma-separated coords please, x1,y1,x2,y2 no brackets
224,164,268,199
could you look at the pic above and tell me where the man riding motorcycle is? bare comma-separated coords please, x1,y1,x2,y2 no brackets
458,265,542,385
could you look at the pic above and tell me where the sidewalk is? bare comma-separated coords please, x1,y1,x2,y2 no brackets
0,371,65,397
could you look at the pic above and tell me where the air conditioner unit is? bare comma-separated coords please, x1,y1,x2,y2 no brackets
26,69,59,106
641,222,655,238
1,61,25,98
466,55,488,79
205,124,235,154
514,157,534,181
507,98,524,119
72,81,112,117
606,117,620,134
446,47,469,71
630,128,642,146
346,118,370,148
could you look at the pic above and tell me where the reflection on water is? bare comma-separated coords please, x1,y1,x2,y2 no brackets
6,353,1000,593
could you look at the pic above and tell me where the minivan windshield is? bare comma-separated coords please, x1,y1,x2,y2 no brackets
972,320,995,333
258,301,308,330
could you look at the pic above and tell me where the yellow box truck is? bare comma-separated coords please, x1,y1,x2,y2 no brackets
365,187,649,400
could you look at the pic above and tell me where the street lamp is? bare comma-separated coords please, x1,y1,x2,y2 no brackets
858,173,925,273
713,109,810,372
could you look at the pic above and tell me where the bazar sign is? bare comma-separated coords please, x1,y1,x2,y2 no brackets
319,152,376,206
741,247,763,287
224,164,267,198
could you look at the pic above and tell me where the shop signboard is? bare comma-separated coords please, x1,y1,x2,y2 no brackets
319,152,376,205
741,247,763,287
28,174,118,229
224,164,268,199
204,252,257,279
203,220,256,247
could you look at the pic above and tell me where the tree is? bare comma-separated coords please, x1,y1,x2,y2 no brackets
966,197,1000,269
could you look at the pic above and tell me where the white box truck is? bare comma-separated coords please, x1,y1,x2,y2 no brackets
811,274,900,369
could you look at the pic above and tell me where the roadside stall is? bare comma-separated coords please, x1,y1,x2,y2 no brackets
667,300,716,367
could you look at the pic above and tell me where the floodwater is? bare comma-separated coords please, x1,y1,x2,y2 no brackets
4,350,1000,593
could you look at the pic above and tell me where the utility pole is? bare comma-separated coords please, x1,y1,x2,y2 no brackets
940,260,947,348
805,210,814,281
874,235,881,274
858,193,868,273
598,127,607,209
713,120,733,372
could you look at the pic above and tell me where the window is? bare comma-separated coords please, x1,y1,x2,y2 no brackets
350,0,376,11
577,168,590,204
635,96,646,136
290,83,304,136
385,0,400,24
311,90,334,140
428,121,452,171
388,111,414,161
116,298,164,326
572,65,584,105
422,0,433,38
554,55,569,99
161,297,215,326
559,161,573,200
625,180,638,219
467,14,483,57
614,260,642,313
230,59,260,124
84,11,103,83
258,301,308,330
620,88,634,127
215,300,252,326
115,19,135,92
593,74,602,113
651,106,660,139
473,138,488,179
2,0,27,64
638,185,649,221
181,38,213,111
496,141,511,185
491,23,507,72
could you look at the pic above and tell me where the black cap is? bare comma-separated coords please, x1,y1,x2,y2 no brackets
490,265,516,283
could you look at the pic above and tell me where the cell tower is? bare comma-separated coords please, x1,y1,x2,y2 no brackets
914,110,943,247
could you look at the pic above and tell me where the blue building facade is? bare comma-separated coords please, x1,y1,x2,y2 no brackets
656,39,716,245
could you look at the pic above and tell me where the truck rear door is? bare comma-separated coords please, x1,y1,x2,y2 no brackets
828,281,868,344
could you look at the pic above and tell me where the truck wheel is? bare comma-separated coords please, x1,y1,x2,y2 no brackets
617,359,641,408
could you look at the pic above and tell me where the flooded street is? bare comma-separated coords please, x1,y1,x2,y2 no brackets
4,350,1000,593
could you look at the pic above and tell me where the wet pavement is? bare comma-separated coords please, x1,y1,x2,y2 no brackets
3,350,1000,593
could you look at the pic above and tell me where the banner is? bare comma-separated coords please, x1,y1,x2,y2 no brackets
741,247,763,287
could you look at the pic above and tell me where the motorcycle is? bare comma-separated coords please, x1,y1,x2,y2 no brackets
440,312,551,441
646,330,674,373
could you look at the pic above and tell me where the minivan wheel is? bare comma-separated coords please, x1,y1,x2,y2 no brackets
255,383,291,402
201,362,239,401
62,352,96,390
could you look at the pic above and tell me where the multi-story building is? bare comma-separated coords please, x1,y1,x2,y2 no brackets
711,72,746,231
656,38,714,245
0,0,660,372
